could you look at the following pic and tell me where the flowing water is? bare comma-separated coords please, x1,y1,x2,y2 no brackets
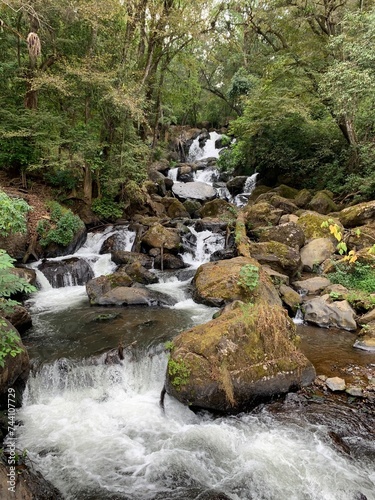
12,154,375,499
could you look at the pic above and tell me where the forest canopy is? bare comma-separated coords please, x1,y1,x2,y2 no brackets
0,0,374,203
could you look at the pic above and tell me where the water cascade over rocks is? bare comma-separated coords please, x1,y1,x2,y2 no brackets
9,130,375,499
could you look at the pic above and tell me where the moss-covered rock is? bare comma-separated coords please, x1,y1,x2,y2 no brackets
141,223,181,251
307,191,338,215
0,320,29,396
243,202,283,230
192,256,282,307
249,241,302,277
294,189,313,208
268,194,299,214
160,198,190,219
251,222,305,250
296,211,342,242
339,201,375,228
165,303,315,412
272,184,300,199
183,199,202,217
123,261,158,284
199,199,237,220
346,223,375,251
279,284,302,313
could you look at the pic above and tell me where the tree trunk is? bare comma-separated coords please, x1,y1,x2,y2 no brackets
83,163,93,205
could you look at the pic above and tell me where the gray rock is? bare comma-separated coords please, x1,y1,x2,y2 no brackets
303,297,357,331
346,386,363,397
38,257,94,288
172,181,216,201
292,276,331,295
326,377,346,391
300,238,335,271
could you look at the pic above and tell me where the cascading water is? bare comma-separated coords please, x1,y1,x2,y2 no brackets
13,213,375,499
187,131,223,162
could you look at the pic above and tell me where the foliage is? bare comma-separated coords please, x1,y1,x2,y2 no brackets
237,264,259,293
0,191,30,237
217,142,247,175
91,198,124,221
0,250,36,368
37,202,84,247
168,357,190,391
328,262,375,294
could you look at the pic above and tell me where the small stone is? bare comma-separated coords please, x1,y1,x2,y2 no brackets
317,374,327,381
346,386,363,397
326,377,346,392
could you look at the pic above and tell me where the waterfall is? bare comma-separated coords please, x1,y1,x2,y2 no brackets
187,131,222,162
181,226,226,268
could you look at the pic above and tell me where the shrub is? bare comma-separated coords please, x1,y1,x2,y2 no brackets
92,198,124,221
0,191,30,237
37,202,84,247
328,262,375,293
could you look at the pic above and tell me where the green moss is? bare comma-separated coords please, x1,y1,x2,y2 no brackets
297,212,334,240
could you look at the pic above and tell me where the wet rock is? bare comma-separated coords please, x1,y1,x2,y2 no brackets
226,176,248,195
292,276,331,295
194,219,227,232
326,377,346,391
300,238,336,271
249,241,301,277
38,257,94,288
279,285,302,313
0,320,29,396
4,305,32,334
354,322,375,352
243,202,283,229
165,303,315,413
122,261,158,284
303,297,357,331
307,191,338,215
0,461,63,499
339,200,375,228
111,251,153,269
192,257,282,308
210,248,237,261
172,181,216,201
154,253,185,270
252,222,305,250
142,223,181,251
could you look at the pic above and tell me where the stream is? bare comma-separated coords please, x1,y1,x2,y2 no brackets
12,133,375,499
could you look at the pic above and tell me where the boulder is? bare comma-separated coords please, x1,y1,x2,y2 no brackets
86,275,175,307
4,305,32,334
154,253,185,270
339,201,375,228
249,241,301,277
0,233,28,261
183,199,202,217
292,276,331,295
243,202,283,229
294,189,313,208
0,461,63,499
279,214,299,224
122,262,158,284
226,176,248,195
296,211,343,243
300,238,336,271
272,185,300,199
111,251,153,269
199,199,236,219
42,225,87,259
192,257,282,308
0,320,29,396
346,223,375,251
37,257,94,288
252,222,305,250
262,266,289,286
172,181,216,201
303,297,357,331
141,223,181,251
279,285,302,313
9,268,37,287
160,198,190,219
268,195,298,214
165,303,316,413
307,191,338,215
354,322,375,352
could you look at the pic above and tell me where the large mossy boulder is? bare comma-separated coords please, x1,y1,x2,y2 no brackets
160,198,190,219
249,241,301,277
199,199,236,219
339,201,375,228
294,189,313,208
296,211,342,242
165,303,316,413
141,223,181,251
243,202,283,229
252,222,305,250
307,191,338,215
192,257,281,308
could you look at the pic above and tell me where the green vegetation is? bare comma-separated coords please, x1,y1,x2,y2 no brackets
37,202,84,247
328,262,375,294
237,264,259,294
92,199,124,221
167,357,190,391
0,191,30,237
0,250,36,368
